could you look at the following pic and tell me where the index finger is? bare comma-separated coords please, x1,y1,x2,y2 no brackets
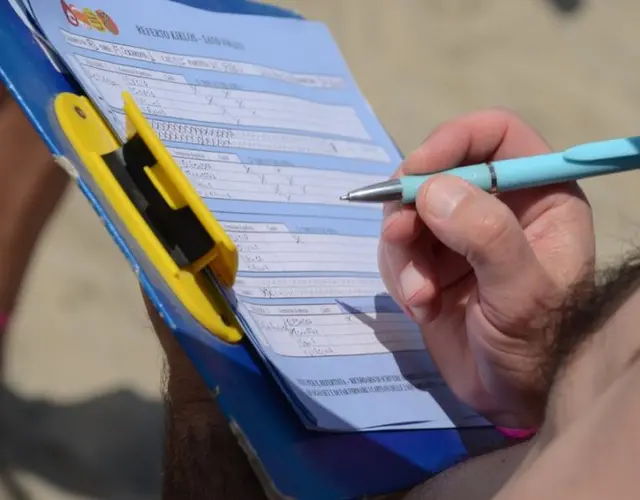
382,108,550,243
381,158,419,244
403,108,550,175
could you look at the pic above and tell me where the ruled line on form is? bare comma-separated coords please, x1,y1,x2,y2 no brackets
220,222,379,273
244,302,423,357
76,54,368,139
63,29,345,88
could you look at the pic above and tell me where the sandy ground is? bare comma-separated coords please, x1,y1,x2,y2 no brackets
2,0,640,498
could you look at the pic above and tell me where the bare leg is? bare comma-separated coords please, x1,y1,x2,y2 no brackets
0,86,69,362
144,296,271,500
144,295,523,500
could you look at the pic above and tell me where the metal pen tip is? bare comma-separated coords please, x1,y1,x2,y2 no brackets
337,180,403,203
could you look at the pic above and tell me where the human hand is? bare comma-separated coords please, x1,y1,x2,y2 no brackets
379,109,595,428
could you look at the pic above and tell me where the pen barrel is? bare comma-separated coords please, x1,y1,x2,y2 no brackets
400,164,493,203
399,150,640,203
494,153,640,191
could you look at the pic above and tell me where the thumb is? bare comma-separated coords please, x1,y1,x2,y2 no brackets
415,174,556,331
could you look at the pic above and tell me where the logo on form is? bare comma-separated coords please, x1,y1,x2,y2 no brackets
60,0,119,35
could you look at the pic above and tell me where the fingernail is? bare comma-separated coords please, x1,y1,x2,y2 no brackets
410,306,432,324
424,175,469,219
403,305,433,325
399,261,425,303
382,211,401,234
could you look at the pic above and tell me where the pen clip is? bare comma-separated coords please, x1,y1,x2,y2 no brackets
563,137,640,163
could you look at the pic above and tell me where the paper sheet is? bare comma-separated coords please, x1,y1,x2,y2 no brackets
30,0,488,431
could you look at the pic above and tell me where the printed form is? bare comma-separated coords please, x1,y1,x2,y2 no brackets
31,0,486,430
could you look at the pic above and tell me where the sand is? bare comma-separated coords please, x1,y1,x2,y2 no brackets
3,1,639,497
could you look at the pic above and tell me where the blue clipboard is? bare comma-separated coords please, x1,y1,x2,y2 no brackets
0,1,505,498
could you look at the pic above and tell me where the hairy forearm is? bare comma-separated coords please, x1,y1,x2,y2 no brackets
162,392,268,500
493,357,640,500
492,267,640,499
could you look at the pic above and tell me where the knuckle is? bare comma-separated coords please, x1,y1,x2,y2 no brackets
423,121,450,142
485,106,518,119
402,147,430,174
479,106,520,124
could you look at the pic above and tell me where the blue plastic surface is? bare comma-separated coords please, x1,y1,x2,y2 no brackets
400,165,494,203
0,1,505,498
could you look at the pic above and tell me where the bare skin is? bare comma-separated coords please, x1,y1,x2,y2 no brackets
0,87,69,361
6,83,640,499
378,109,594,429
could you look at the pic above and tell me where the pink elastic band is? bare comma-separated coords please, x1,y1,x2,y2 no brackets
0,312,9,330
496,426,538,439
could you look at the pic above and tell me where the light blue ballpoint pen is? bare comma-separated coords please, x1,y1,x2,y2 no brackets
340,136,640,203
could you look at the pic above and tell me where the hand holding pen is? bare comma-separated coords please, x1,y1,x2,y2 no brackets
359,109,595,430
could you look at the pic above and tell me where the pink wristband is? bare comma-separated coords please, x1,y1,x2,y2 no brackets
496,426,538,439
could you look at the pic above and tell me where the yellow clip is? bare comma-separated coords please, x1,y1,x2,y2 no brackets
54,91,242,343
